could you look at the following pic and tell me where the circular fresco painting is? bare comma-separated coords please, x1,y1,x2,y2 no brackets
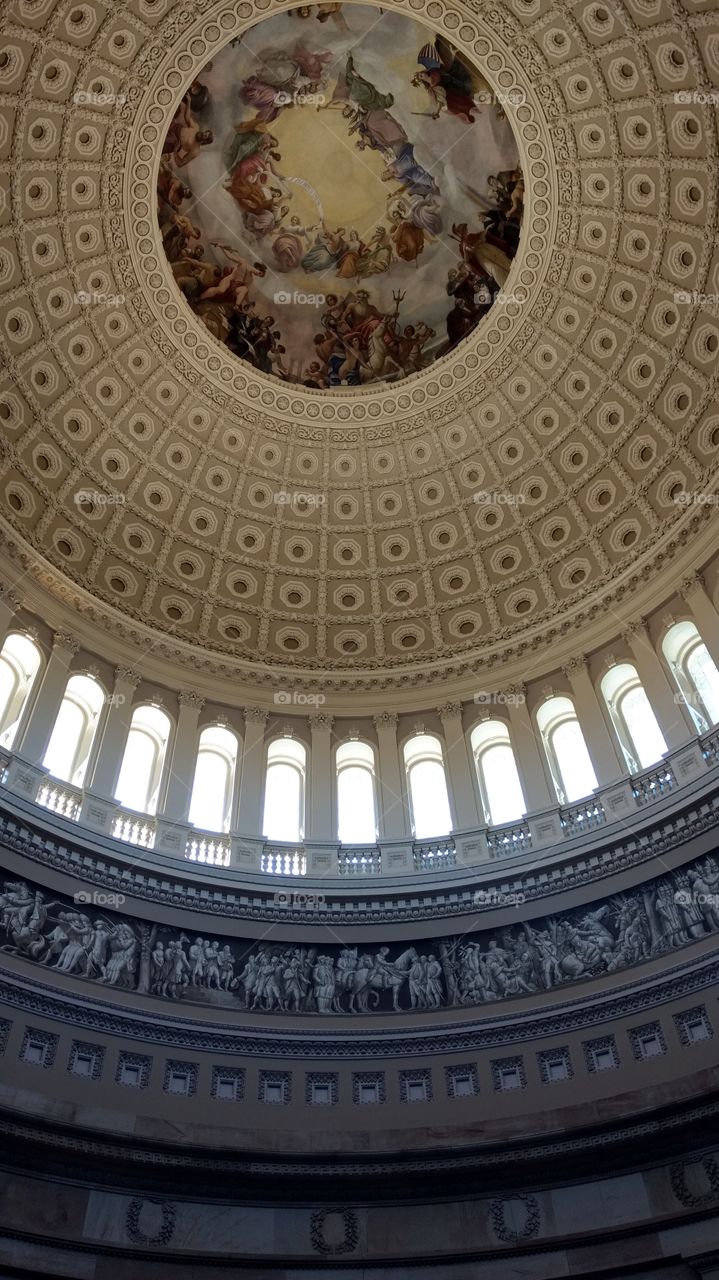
158,4,525,389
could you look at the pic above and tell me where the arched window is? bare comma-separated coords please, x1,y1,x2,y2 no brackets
536,696,597,804
470,720,526,826
601,663,667,772
114,704,172,815
663,620,719,731
43,674,105,786
188,725,239,832
403,733,453,839
263,737,306,842
336,740,378,843
0,633,42,748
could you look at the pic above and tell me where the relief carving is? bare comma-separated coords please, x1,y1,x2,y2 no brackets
1,852,718,1017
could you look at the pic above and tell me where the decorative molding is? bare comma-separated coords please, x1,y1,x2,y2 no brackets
489,1194,541,1243
125,1198,177,1246
310,1208,359,1256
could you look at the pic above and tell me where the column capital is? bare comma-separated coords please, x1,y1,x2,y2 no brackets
0,586,19,611
562,656,587,678
506,682,527,700
373,711,398,731
437,701,462,722
178,690,205,712
680,571,705,598
243,706,269,725
622,618,649,644
308,712,334,732
52,630,80,655
114,665,142,689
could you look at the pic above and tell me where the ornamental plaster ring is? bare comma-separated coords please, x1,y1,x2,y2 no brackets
125,0,560,432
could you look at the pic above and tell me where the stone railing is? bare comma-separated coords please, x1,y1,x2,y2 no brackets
0,734,713,881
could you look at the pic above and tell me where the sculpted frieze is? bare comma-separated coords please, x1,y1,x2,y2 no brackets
1,852,719,1016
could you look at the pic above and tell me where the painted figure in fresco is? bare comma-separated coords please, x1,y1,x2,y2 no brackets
412,37,480,122
345,51,394,112
451,221,513,287
156,9,525,386
162,95,214,166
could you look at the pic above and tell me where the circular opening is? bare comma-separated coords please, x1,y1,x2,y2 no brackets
458,620,474,635
57,539,72,556
110,577,126,593
8,493,22,511
167,606,183,620
128,534,143,549
515,598,531,614
284,636,300,650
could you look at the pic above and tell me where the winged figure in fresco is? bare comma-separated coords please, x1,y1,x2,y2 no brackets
411,35,491,122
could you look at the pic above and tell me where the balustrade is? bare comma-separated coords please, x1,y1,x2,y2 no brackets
186,831,231,868
485,820,532,859
560,799,606,838
632,763,676,805
413,839,457,873
1,729,717,879
338,846,382,876
262,846,307,876
112,809,156,848
36,779,82,822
